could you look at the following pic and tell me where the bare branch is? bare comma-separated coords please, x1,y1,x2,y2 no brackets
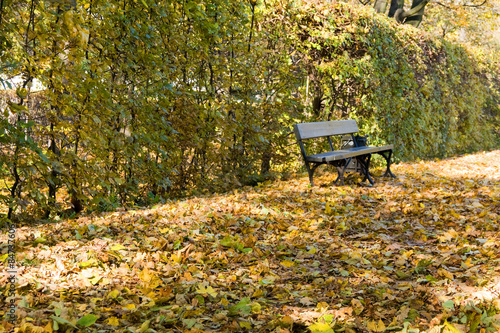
434,1,453,9
462,0,487,7
434,0,487,8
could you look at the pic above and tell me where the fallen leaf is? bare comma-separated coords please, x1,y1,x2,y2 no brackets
308,322,334,333
367,319,386,332
76,314,99,328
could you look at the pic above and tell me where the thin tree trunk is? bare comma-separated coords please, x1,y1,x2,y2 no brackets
388,0,403,18
374,0,390,14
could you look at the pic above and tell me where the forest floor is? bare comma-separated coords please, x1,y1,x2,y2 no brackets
1,150,500,333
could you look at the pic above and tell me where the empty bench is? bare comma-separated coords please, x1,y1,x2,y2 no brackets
293,119,395,186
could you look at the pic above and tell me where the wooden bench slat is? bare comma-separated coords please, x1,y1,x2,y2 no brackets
294,119,359,139
306,145,394,163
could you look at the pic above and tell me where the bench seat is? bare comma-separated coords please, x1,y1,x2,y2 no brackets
306,145,394,163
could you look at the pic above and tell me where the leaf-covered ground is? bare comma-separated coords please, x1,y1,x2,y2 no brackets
2,150,500,333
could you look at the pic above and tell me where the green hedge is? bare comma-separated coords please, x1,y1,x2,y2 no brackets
0,0,498,219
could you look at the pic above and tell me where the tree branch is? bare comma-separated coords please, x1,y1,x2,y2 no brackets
357,0,372,5
0,0,4,25
434,1,453,9
401,0,430,19
435,0,487,8
462,0,487,7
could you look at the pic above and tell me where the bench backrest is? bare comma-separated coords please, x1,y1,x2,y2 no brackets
293,119,359,140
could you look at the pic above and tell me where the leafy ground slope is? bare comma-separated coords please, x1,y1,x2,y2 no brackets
2,150,500,333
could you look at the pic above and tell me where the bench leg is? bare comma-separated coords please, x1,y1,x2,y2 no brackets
333,158,351,186
378,150,396,178
307,163,321,186
356,154,374,185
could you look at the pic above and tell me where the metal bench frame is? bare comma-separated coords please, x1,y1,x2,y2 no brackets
293,119,395,186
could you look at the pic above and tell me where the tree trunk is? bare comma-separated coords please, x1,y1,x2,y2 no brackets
374,0,390,14
260,150,271,176
404,0,429,27
388,0,404,18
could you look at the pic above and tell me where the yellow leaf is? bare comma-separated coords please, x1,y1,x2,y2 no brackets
444,320,466,333
325,202,332,215
438,268,454,280
44,321,53,333
19,323,45,333
351,299,364,315
239,321,252,329
196,284,218,298
367,319,386,332
16,87,28,99
252,289,264,298
281,260,295,268
462,257,474,268
137,320,150,333
308,247,317,254
184,271,193,281
308,322,334,333
89,274,102,285
110,244,126,251
139,268,152,282
316,301,329,312
107,290,120,299
251,302,262,314
171,251,182,264
123,303,136,310
220,298,229,306
281,315,294,327
108,317,120,326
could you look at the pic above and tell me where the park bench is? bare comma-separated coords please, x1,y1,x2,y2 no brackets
293,119,395,186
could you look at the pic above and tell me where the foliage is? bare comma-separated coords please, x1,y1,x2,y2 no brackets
1,151,500,332
422,0,500,51
0,0,304,217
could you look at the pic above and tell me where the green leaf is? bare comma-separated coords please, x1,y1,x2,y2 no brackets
182,318,197,328
77,314,99,327
220,236,233,247
229,297,252,316
34,237,47,244
50,316,78,329
443,300,455,310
